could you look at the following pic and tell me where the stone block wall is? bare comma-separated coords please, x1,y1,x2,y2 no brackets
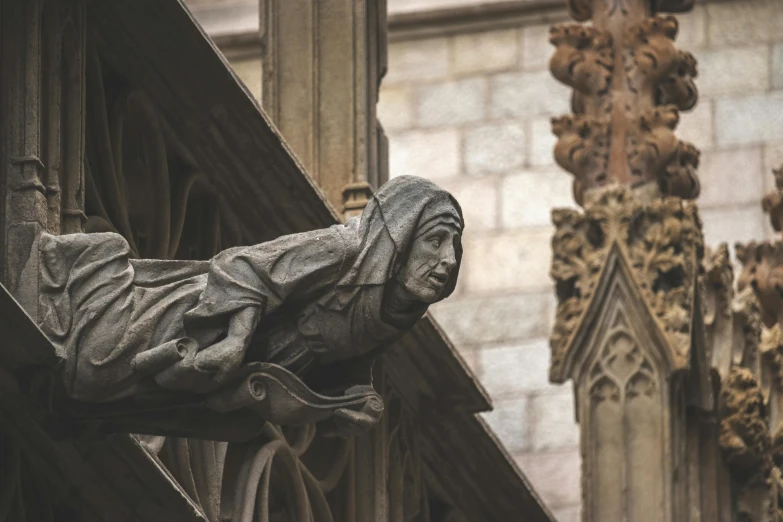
185,0,783,519
378,0,783,520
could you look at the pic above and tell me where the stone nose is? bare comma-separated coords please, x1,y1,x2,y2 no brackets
439,243,457,271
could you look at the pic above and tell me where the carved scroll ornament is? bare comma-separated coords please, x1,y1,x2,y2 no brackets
549,24,614,105
624,16,698,111
550,185,703,381
552,115,611,205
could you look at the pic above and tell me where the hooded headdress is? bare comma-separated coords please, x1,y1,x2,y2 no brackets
335,175,464,305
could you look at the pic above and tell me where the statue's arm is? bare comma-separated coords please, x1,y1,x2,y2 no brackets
179,223,356,384
184,223,354,335
191,306,261,382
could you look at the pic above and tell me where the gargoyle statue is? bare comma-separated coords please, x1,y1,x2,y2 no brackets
37,176,464,440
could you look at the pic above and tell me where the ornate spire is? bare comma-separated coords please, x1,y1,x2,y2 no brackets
544,2,722,520
550,0,699,205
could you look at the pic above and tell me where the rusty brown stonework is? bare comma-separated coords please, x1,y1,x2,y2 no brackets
549,1,699,205
547,0,783,520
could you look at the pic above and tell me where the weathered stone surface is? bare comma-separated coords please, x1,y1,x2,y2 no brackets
516,450,581,509
763,141,783,192
430,293,553,346
773,43,783,90
464,122,527,176
501,169,575,229
386,37,449,84
707,0,783,46
451,28,518,75
695,46,770,98
434,176,498,230
521,25,553,71
530,117,557,167
417,78,488,127
700,206,769,247
389,128,460,179
715,93,783,147
462,228,553,293
481,397,530,452
490,71,570,120
529,389,579,451
675,5,707,49
699,147,763,208
677,99,714,151
378,85,415,131
231,58,262,100
479,339,552,397
553,506,581,522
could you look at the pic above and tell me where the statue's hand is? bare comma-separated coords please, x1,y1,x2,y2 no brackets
194,336,247,384
194,306,260,384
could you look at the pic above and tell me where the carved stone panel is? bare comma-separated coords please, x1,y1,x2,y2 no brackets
550,186,703,382
574,258,671,522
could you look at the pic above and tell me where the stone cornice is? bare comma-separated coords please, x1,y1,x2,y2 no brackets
387,0,570,42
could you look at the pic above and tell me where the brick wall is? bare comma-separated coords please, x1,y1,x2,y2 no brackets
378,1,783,520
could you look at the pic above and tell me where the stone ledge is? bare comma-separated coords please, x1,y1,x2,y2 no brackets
387,0,724,42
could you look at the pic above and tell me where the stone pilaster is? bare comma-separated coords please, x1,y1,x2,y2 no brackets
260,0,388,218
1,0,86,318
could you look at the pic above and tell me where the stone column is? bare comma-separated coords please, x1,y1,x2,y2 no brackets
260,0,389,218
546,0,721,520
1,0,86,317
1,0,46,316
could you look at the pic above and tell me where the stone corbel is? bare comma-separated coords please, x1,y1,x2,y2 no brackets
40,357,384,442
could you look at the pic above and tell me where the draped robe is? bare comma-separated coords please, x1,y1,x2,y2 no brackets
38,176,464,404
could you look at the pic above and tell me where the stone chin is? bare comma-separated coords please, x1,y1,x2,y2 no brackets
403,278,447,305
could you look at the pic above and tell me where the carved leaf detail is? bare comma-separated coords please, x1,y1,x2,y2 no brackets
550,186,702,381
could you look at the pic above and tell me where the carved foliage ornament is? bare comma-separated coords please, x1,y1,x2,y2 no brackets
549,24,614,104
550,186,703,381
737,241,783,330
719,367,777,520
549,10,700,204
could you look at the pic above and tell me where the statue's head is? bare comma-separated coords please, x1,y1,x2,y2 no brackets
337,175,464,306
395,202,461,304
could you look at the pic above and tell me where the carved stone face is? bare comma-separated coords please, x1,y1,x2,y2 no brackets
396,223,460,304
